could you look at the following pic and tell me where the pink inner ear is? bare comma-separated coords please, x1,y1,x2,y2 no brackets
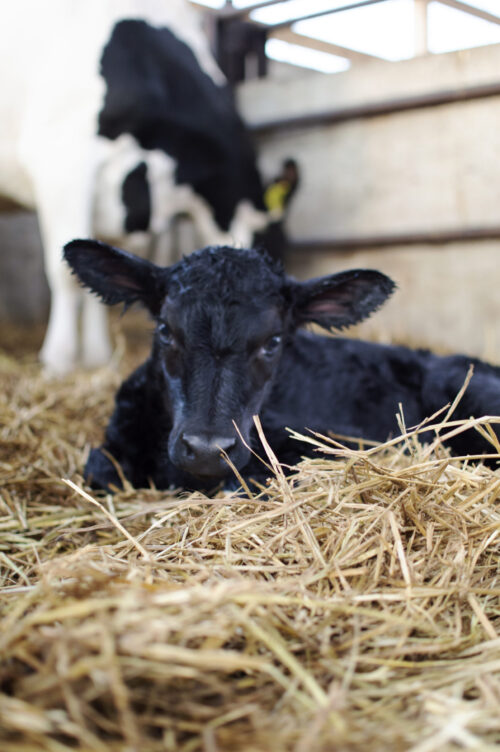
113,274,143,291
307,300,346,314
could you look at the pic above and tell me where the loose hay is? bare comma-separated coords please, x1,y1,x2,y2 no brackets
1,327,499,752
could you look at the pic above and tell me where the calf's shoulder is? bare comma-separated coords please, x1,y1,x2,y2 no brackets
265,333,432,436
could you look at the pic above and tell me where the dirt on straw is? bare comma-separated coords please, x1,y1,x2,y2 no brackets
0,318,499,752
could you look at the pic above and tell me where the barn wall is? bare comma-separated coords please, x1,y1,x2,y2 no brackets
238,44,500,362
290,243,500,363
0,211,48,325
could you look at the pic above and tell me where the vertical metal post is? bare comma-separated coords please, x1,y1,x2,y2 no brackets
414,0,429,56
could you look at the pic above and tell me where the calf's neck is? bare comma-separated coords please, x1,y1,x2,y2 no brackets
64,240,500,490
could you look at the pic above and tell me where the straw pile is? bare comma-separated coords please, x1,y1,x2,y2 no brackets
1,321,499,752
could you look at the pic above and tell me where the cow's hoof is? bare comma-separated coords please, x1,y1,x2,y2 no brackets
81,346,113,370
81,330,112,369
39,346,78,377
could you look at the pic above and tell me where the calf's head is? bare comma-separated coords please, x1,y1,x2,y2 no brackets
64,240,394,482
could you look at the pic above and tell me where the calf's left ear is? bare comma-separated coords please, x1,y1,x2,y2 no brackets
290,269,395,331
64,239,165,315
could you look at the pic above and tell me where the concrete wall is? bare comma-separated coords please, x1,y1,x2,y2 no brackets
290,243,500,363
238,44,500,362
0,211,48,324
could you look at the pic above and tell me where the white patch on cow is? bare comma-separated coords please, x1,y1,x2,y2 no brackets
172,186,233,246
229,200,269,248
146,150,178,235
93,135,138,240
81,293,114,369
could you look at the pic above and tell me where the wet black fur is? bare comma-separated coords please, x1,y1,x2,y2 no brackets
64,240,500,492
122,162,151,233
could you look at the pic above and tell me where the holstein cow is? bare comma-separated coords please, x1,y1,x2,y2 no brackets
0,0,269,374
64,239,500,491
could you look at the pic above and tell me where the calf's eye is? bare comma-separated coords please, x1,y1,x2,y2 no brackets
259,334,282,358
157,322,176,347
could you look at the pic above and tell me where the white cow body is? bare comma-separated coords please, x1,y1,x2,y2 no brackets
0,0,267,373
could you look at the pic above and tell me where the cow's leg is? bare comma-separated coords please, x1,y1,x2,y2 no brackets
30,146,111,373
40,266,81,374
81,294,112,369
149,230,172,266
36,203,85,374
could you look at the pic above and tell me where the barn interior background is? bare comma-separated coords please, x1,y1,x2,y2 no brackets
231,0,500,360
6,0,500,359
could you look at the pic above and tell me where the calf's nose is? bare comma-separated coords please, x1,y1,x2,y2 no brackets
180,433,236,478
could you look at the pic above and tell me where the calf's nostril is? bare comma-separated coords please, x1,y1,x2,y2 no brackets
181,435,196,460
216,437,236,453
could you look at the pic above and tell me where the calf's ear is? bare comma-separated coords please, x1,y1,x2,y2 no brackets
63,239,165,315
290,269,395,331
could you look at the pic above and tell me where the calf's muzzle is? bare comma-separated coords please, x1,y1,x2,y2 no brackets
177,433,237,479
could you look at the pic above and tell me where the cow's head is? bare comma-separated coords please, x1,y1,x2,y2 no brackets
64,241,394,482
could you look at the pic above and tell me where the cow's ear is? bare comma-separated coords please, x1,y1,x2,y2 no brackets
64,239,165,315
289,269,395,331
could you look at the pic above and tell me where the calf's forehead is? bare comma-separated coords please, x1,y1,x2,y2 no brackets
163,297,283,347
159,247,287,337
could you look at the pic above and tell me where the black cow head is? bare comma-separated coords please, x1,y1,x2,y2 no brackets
64,240,394,482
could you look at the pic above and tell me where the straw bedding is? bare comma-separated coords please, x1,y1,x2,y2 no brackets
1,321,499,752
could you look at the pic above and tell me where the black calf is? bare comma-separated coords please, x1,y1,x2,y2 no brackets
64,240,500,491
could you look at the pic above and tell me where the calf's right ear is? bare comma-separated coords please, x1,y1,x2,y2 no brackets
63,239,165,315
